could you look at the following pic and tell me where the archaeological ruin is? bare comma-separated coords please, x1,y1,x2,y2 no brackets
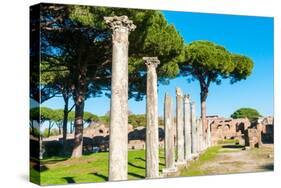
39,15,274,182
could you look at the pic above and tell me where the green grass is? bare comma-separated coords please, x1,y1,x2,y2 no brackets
217,138,238,145
180,139,243,176
31,140,245,185
180,146,221,176
32,149,165,185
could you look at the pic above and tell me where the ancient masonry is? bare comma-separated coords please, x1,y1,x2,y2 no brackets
176,88,185,165
163,93,177,174
183,95,192,161
104,15,136,181
38,15,274,181
103,16,211,180
191,102,198,155
144,57,160,178
40,15,274,181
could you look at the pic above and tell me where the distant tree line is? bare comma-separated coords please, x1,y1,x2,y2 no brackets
30,107,162,137
231,107,262,122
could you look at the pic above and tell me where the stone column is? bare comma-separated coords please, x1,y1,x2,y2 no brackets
206,120,211,148
163,93,177,175
104,16,136,181
198,119,203,152
176,88,185,164
184,95,192,161
144,57,160,178
191,102,198,154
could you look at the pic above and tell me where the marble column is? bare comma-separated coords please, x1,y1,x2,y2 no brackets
198,119,203,152
104,16,136,181
191,102,198,154
144,57,160,178
163,93,177,174
176,88,185,164
184,95,192,160
207,120,211,147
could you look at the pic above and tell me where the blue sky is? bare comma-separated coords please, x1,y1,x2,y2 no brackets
42,11,274,118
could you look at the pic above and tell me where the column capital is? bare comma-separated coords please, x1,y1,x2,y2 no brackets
104,16,136,32
176,87,183,97
183,94,190,103
143,57,160,69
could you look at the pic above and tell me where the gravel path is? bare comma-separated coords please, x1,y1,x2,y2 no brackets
199,144,274,175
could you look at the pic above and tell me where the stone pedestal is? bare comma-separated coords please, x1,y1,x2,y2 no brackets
163,93,177,175
176,88,185,163
184,95,192,160
144,57,160,178
104,16,136,181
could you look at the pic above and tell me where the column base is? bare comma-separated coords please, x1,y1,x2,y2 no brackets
191,153,200,160
185,156,193,161
175,161,187,168
162,166,178,177
162,166,178,173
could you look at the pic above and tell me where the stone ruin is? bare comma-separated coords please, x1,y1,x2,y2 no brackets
208,116,274,148
42,123,165,155
208,117,251,145
39,15,274,182
244,116,274,148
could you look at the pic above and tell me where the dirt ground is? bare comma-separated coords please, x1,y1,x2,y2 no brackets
198,144,274,175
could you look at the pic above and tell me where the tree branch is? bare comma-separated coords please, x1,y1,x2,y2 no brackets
68,104,75,113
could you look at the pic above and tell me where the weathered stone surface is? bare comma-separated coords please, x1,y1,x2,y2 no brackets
183,95,192,160
144,57,160,178
191,102,198,154
104,15,135,181
176,88,185,163
197,119,202,152
163,93,177,174
206,120,212,147
245,128,260,148
208,117,251,145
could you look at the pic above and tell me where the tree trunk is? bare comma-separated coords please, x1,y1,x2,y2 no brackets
30,121,35,135
62,94,69,151
48,121,52,137
71,93,85,158
71,41,88,158
71,65,86,158
200,83,208,135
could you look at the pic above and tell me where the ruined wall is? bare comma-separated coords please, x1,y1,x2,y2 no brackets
208,117,251,145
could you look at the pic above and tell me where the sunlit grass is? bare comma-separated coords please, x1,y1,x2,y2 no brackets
32,149,165,185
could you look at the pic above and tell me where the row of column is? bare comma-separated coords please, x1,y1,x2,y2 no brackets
163,87,211,174
104,16,162,180
105,15,211,181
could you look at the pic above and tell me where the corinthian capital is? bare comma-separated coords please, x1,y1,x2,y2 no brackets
176,87,183,97
104,15,136,32
143,57,160,69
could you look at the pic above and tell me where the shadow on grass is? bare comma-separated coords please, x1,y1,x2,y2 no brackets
134,157,164,167
135,157,145,162
261,164,274,171
222,145,244,149
128,162,145,169
41,158,69,165
32,164,49,172
89,172,108,181
62,177,76,183
159,162,165,167
128,172,145,179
